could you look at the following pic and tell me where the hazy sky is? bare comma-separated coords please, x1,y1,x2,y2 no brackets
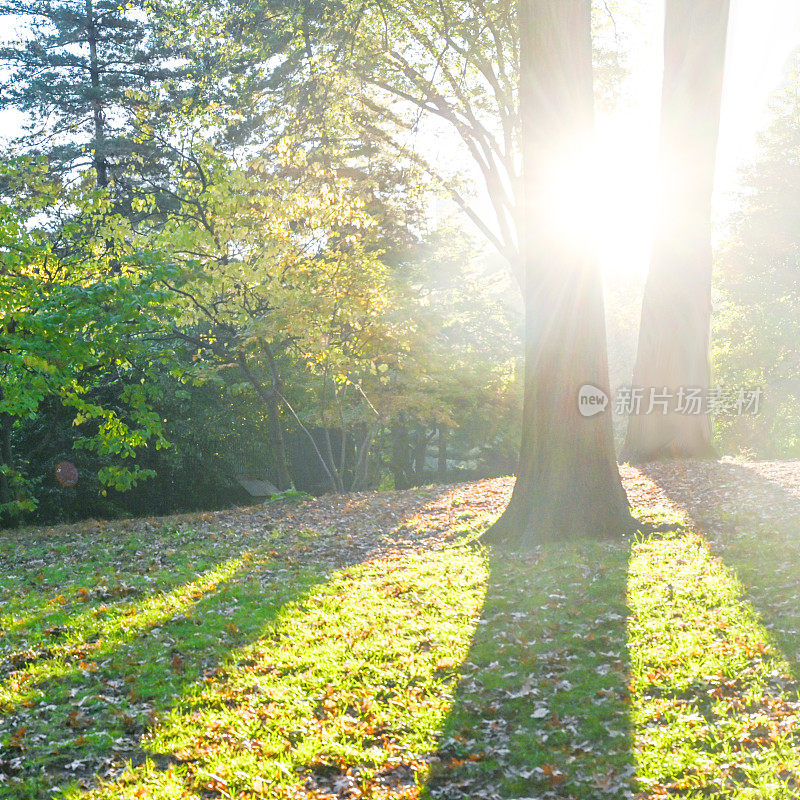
2,1,799,278
621,0,800,190
702,0,799,194
590,0,800,276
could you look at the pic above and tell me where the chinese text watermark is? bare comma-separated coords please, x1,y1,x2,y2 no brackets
578,385,762,417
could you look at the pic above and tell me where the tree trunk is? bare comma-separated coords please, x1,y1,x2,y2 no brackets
264,390,293,491
85,0,108,189
351,423,376,491
437,425,448,482
412,427,427,480
623,0,730,461
237,355,293,491
323,428,345,492
0,411,13,513
258,342,297,490
390,416,411,490
485,0,632,545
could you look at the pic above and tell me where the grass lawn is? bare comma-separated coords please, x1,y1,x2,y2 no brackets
2,479,800,799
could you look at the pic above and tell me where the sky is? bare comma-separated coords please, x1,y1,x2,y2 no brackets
718,0,800,194
594,0,800,278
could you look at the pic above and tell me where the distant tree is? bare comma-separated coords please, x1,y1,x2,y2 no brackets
236,0,632,539
0,0,178,190
0,0,631,529
144,138,402,492
623,0,730,460
714,70,800,456
378,225,521,489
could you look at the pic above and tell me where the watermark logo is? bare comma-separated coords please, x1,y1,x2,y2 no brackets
611,386,762,417
578,384,609,417
578,385,763,418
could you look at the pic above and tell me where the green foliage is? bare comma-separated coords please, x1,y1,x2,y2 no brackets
378,224,522,477
0,159,177,520
713,73,800,457
0,0,525,523
0,0,182,190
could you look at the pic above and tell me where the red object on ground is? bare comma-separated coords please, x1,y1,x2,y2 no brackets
55,460,79,487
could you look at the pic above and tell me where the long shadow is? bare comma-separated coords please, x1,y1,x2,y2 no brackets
0,487,463,798
18,467,799,799
0,549,332,796
423,538,637,800
634,461,800,795
639,460,800,677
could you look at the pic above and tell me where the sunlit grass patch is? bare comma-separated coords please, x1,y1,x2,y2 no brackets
703,508,800,682
77,544,487,800
428,511,800,800
0,520,321,798
5,486,800,800
628,515,800,799
0,558,245,712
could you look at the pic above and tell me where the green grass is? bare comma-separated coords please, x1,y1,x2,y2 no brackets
0,513,489,799
426,539,635,799
2,494,800,799
628,511,800,798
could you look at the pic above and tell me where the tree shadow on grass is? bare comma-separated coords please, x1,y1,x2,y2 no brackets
631,462,800,796
0,546,331,796
638,460,800,677
423,538,637,800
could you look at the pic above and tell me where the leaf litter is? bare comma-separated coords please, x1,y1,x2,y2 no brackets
3,465,800,798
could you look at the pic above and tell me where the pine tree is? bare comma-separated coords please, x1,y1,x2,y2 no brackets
0,0,178,189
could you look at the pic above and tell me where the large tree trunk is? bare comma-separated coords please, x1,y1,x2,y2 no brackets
623,0,730,461
486,0,631,545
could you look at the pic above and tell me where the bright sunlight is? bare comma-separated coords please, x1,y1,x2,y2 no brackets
537,0,800,281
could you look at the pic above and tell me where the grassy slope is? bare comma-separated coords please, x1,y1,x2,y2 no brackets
2,485,800,799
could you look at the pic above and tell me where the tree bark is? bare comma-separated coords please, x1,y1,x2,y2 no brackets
263,389,293,491
85,0,108,189
437,425,448,482
323,428,345,492
623,0,730,461
412,427,427,480
351,422,376,491
237,356,293,490
390,416,411,490
0,411,13,513
485,0,632,545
